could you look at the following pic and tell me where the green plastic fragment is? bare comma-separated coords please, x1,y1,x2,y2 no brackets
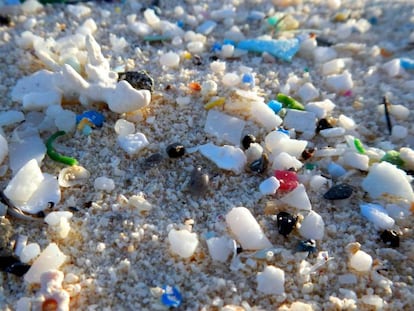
276,93,305,110
46,131,78,166
381,150,404,168
267,16,279,26
143,35,170,42
354,138,365,154
305,163,316,170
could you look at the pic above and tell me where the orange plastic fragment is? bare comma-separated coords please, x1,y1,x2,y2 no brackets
188,82,201,92
380,48,393,58
42,299,58,311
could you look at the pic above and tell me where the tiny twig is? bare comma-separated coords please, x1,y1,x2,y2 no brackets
383,96,393,135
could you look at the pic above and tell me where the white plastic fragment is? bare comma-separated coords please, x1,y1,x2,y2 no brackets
360,203,395,230
265,131,307,158
322,58,347,75
117,132,149,155
362,161,414,201
94,176,115,192
0,110,25,127
389,104,410,120
349,250,372,273
198,143,247,174
0,134,8,166
391,125,408,140
297,82,319,102
361,295,384,310
225,207,272,250
22,90,62,110
306,99,336,119
326,71,353,92
338,114,356,130
259,177,280,195
67,3,91,19
4,159,44,203
283,109,317,133
222,72,241,87
309,175,329,191
24,243,67,284
58,165,90,187
271,152,303,171
44,211,73,239
114,119,135,136
21,0,43,14
20,243,41,264
342,151,369,171
319,127,346,137
168,228,199,258
314,47,338,63
256,266,285,295
245,143,263,162
204,110,246,145
105,81,151,113
400,147,414,170
39,270,70,311
382,59,404,77
206,236,233,262
160,51,180,68
280,184,312,211
128,194,153,212
299,210,325,240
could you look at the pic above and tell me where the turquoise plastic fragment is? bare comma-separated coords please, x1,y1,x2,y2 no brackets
237,38,300,62
400,58,414,70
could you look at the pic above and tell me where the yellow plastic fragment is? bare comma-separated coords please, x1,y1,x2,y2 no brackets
77,118,94,131
204,97,225,110
115,7,121,14
183,51,192,60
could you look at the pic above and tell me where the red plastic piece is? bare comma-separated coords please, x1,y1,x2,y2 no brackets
274,170,299,192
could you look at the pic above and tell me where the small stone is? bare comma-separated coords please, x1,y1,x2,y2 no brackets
380,230,400,248
94,177,115,192
323,183,353,200
188,166,209,196
118,71,154,93
297,239,317,253
166,143,186,158
277,211,297,237
316,118,333,133
242,134,256,150
249,154,268,174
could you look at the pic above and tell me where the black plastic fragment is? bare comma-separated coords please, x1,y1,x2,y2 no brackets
380,230,400,247
323,183,353,200
0,254,30,277
277,211,297,237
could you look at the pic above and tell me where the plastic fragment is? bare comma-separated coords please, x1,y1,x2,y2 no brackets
76,110,105,128
274,170,299,192
380,230,400,248
237,38,300,62
204,97,225,110
118,71,154,93
277,211,297,237
354,138,365,154
297,239,317,253
276,93,305,110
161,285,182,308
267,100,283,113
381,150,404,168
323,184,353,200
143,35,170,42
400,58,414,70
46,131,78,166
360,203,395,230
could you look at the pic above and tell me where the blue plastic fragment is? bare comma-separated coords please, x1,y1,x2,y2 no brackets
297,239,317,253
368,16,378,25
76,111,105,127
277,127,290,135
268,100,283,113
223,39,236,46
237,38,300,62
82,124,92,136
400,58,414,70
196,20,217,35
176,20,184,28
161,285,182,308
328,162,346,178
211,42,222,52
248,10,266,21
242,73,254,86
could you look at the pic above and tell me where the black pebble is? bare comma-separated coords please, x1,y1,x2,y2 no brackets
297,239,317,253
0,15,11,27
301,147,315,160
166,143,186,158
323,183,353,200
118,71,154,93
188,166,209,196
316,118,333,133
0,254,30,277
315,37,334,47
192,55,203,66
249,154,268,174
242,134,256,149
380,230,400,247
277,211,297,237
